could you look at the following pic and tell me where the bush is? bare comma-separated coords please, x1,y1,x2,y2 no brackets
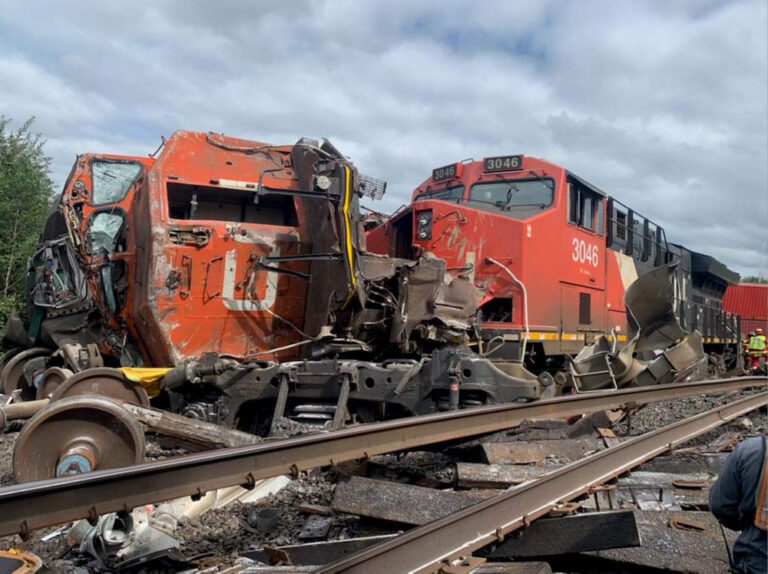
0,117,54,336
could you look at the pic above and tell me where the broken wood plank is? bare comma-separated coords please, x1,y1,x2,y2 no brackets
480,439,603,464
296,504,333,516
245,535,398,566
578,486,620,511
456,462,557,489
298,515,331,541
487,510,640,558
618,471,714,489
566,410,615,438
638,452,728,474
120,402,260,448
614,471,712,509
706,431,742,453
470,564,551,574
332,476,496,525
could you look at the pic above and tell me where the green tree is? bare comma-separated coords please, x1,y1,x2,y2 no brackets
741,275,767,284
0,117,53,327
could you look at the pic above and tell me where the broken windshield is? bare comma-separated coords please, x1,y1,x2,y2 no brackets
468,179,554,213
86,212,124,255
91,161,142,205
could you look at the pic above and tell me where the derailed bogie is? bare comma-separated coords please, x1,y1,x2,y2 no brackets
219,347,542,437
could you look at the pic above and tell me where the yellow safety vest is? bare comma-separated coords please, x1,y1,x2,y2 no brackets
748,335,766,351
756,437,768,530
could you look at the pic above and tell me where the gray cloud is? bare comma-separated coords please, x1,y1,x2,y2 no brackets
0,0,765,276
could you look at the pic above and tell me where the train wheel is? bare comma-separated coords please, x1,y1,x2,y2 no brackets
1,347,51,401
35,367,74,400
0,347,23,378
13,396,145,483
50,367,150,406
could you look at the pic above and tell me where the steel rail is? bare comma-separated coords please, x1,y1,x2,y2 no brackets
317,391,767,574
0,376,764,538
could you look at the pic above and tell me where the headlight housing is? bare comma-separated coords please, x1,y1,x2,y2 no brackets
416,210,432,240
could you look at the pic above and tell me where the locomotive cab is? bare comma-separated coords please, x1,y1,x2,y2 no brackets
22,154,153,362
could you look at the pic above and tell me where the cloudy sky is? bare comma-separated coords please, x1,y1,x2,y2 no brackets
1,0,765,276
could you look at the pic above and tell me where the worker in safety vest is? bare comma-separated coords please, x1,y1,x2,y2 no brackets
748,328,767,354
710,436,768,573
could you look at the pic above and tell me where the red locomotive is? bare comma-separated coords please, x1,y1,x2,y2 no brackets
367,154,740,377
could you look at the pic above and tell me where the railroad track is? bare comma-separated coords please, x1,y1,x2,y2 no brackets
0,376,765,539
317,391,767,574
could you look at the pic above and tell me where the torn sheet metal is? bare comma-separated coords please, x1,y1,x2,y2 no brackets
571,331,706,391
625,261,686,352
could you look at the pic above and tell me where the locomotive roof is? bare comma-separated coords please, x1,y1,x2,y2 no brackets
565,170,607,197
690,251,740,285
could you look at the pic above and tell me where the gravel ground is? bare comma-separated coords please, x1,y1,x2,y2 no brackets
615,387,767,443
0,384,764,571
173,469,396,558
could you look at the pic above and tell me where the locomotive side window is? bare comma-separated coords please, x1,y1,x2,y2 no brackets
567,179,604,235
91,160,142,206
167,183,298,226
616,210,627,240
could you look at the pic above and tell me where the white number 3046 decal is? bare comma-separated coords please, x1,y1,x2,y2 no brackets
572,238,599,267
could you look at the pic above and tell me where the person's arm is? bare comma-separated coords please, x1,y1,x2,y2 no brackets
710,447,747,530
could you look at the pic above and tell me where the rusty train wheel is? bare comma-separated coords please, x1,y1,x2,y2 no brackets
35,367,74,400
0,347,22,379
50,367,150,406
13,396,145,483
1,347,51,401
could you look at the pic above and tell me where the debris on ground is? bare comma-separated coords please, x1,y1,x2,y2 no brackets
0,387,764,572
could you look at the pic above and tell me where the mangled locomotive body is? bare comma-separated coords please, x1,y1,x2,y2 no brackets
4,136,741,435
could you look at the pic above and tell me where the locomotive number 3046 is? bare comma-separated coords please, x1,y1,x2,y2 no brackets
572,238,599,267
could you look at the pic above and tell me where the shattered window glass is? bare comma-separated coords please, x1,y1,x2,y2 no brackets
100,265,117,314
92,161,142,205
86,212,124,255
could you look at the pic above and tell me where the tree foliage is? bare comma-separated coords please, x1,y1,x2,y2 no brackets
0,117,53,327
741,275,767,284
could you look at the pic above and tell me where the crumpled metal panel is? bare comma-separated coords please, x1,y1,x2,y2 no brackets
572,330,706,390
386,256,482,347
624,261,686,352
